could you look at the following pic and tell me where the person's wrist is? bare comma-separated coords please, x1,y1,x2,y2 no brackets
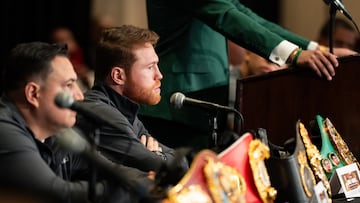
291,48,303,65
287,48,300,64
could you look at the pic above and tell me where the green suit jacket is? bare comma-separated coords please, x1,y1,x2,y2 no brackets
141,0,311,127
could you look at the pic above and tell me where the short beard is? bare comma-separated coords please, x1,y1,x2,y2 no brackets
123,81,161,105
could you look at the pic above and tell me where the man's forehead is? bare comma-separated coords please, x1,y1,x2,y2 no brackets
49,57,77,78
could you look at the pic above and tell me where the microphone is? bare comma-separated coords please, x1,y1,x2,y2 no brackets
170,92,236,113
55,92,120,130
56,127,89,154
323,0,352,20
56,128,151,198
56,128,132,184
170,92,245,133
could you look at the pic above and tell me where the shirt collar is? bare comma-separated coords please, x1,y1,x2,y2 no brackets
92,83,140,125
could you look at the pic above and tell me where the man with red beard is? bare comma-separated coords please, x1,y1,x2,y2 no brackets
75,25,188,175
0,41,153,203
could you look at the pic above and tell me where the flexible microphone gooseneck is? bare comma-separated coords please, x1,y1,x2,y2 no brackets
170,92,244,133
323,0,352,20
322,0,359,34
54,91,120,130
170,92,237,113
56,128,151,199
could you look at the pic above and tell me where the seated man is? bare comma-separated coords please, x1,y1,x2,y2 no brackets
0,42,151,202
75,25,189,174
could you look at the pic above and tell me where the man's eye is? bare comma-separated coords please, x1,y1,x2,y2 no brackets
66,82,74,88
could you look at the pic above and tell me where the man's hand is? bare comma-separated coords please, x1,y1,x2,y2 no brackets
296,49,338,81
148,171,156,180
141,135,162,152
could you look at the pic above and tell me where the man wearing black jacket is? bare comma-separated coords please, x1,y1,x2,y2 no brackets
75,25,189,174
0,42,151,202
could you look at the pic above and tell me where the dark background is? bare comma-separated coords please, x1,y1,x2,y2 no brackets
0,0,92,65
0,0,278,91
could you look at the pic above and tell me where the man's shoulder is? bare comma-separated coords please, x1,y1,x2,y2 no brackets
84,89,107,102
76,90,130,127
0,97,15,117
0,108,36,151
83,90,120,113
0,98,27,133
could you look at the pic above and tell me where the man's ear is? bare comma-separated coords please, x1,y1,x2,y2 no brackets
111,67,126,85
24,82,40,108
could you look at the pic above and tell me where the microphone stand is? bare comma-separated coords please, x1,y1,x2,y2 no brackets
324,0,360,54
328,3,337,54
210,114,218,148
233,110,244,135
88,128,100,202
207,108,244,148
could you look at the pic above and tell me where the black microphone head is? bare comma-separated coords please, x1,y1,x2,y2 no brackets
56,127,89,154
55,91,74,108
170,92,185,109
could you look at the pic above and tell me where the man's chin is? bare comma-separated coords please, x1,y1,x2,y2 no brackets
66,119,76,128
147,96,161,105
149,99,161,105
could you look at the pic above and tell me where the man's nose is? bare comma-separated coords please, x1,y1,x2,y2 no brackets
73,84,84,101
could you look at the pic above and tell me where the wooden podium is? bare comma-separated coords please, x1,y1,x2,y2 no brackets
235,55,360,159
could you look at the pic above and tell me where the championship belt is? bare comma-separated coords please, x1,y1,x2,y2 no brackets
218,132,276,203
266,121,316,203
314,115,360,176
167,150,246,203
298,121,332,199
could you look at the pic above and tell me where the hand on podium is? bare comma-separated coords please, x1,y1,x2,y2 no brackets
293,49,338,81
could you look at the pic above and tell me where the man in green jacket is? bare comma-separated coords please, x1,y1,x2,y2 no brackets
140,0,356,150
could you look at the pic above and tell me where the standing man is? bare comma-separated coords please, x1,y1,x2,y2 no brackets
75,25,188,174
0,42,151,202
140,0,356,149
